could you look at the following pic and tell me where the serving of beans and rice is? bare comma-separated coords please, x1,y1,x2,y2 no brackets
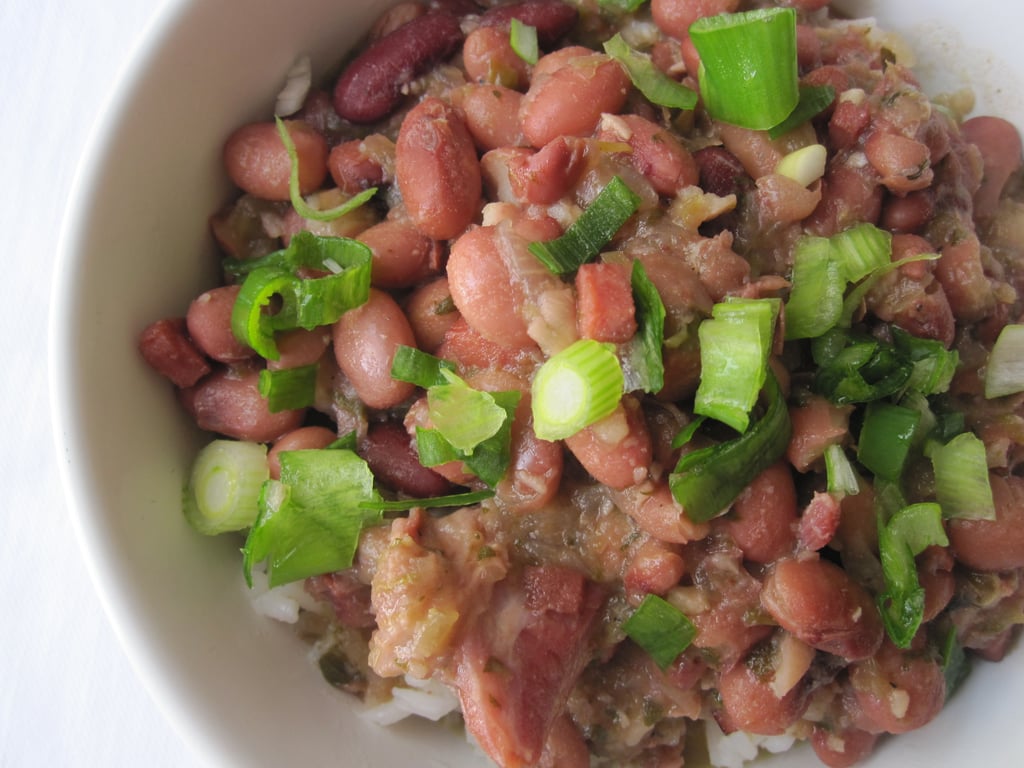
138,1,1024,765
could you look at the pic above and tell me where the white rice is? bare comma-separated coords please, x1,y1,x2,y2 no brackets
246,567,322,624
705,718,796,768
361,675,461,726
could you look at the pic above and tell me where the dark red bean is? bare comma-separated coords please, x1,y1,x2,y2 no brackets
138,317,211,388
693,146,750,199
333,13,465,124
360,420,454,497
479,1,579,47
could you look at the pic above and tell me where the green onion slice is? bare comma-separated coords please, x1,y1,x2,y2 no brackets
857,400,920,482
258,364,318,413
531,339,625,441
276,116,377,222
694,298,779,433
509,18,539,65
529,176,641,275
690,8,799,131
360,489,496,512
622,594,697,670
242,448,383,587
391,344,457,389
603,33,698,111
768,84,836,139
930,432,996,520
824,443,859,496
597,0,648,12
671,371,791,522
230,267,296,360
183,439,268,535
428,369,507,453
985,324,1024,398
892,327,958,395
785,236,843,340
620,260,666,394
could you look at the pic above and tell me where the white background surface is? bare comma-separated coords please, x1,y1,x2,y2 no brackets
1,0,201,765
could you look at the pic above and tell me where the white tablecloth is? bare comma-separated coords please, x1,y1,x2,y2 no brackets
1,1,201,764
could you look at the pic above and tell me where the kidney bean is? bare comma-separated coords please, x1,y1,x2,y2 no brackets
186,367,305,443
463,26,530,89
332,12,465,124
797,492,842,553
761,556,884,662
495,392,564,513
360,420,453,497
332,288,417,410
829,97,871,150
268,425,337,479
564,396,652,490
395,97,482,240
651,0,740,40
615,482,710,544
403,395,476,485
479,1,578,48
849,641,945,734
520,50,629,148
721,462,798,565
693,146,750,199
918,545,954,622
437,317,544,379
223,120,328,201
597,114,699,196
185,285,253,364
266,327,331,371
755,173,823,224
786,395,852,472
455,84,526,151
880,189,934,234
507,136,587,204
864,130,933,194
327,139,386,195
358,219,443,289
717,649,808,735
948,474,1024,572
138,317,211,388
810,726,878,768
624,538,685,599
805,160,884,236
960,115,1023,219
934,232,994,324
404,277,461,352
294,89,347,145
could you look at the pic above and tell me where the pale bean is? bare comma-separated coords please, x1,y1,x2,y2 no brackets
455,84,526,151
948,474,1024,572
359,219,443,289
520,50,629,148
395,97,482,240
223,120,327,201
462,26,530,89
721,462,798,565
332,288,417,409
186,367,305,442
563,396,652,490
186,285,253,363
651,0,740,40
717,649,808,735
404,277,461,352
268,425,337,479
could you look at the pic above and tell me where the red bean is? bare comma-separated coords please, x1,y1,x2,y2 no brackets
810,726,878,768
960,115,1023,219
717,650,808,735
456,84,527,151
880,189,934,234
436,317,543,379
564,396,652,490
693,146,750,199
614,483,710,544
623,539,685,599
268,425,337,479
864,130,933,194
761,556,884,661
327,139,386,195
403,396,475,485
786,395,852,472
360,420,453,497
948,474,1024,572
520,50,629,148
186,285,253,364
223,120,327,201
849,642,945,734
507,136,587,204
479,1,579,48
597,114,699,196
494,391,564,513
651,0,740,40
332,289,417,409
138,317,211,388
266,327,331,371
395,98,482,240
333,12,465,124
186,367,305,442
805,160,883,236
934,232,994,324
404,277,461,352
358,219,443,289
462,26,530,89
721,462,798,565
755,173,823,224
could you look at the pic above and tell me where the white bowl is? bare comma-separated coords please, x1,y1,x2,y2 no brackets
50,1,1024,766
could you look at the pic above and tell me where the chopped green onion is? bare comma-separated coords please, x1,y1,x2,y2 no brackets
360,489,496,512
529,176,641,275
892,327,958,395
597,0,648,12
531,339,625,441
784,236,843,340
416,389,521,488
242,448,383,587
622,594,697,670
812,330,912,405
428,369,507,452
620,260,666,394
930,432,996,520
258,364,318,413
183,439,268,535
509,18,539,65
224,230,373,279
694,298,779,433
824,443,859,496
877,502,948,648
768,84,836,139
603,34,698,111
276,116,377,222
391,344,457,388
230,267,297,360
837,251,938,329
671,371,791,522
941,625,970,697
671,415,706,450
985,324,1024,398
690,8,798,131
830,223,893,284
856,400,920,482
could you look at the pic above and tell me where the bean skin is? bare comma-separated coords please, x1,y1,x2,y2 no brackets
761,556,884,662
223,120,327,201
717,651,808,735
268,425,337,479
479,1,579,48
721,462,798,565
563,396,653,490
359,219,443,289
185,367,305,443
395,97,482,240
332,288,417,409
404,277,461,352
333,12,465,124
948,474,1024,572
520,50,629,148
462,26,530,89
849,642,945,734
455,84,526,151
186,285,253,364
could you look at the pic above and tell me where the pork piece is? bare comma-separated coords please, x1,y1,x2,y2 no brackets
453,565,605,768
